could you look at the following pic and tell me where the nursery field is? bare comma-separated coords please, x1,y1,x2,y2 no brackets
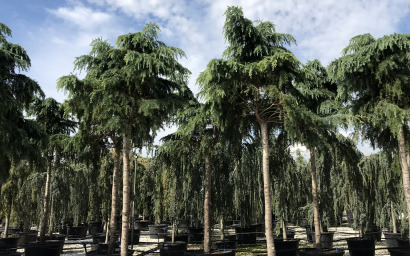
6,225,399,255
2,2,409,256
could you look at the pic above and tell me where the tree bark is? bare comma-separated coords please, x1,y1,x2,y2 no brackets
220,217,224,240
3,202,11,238
39,157,52,243
172,221,176,243
204,152,212,253
120,132,131,256
397,125,410,242
391,201,397,233
48,196,54,236
310,149,321,250
281,218,286,239
108,144,121,255
260,121,276,256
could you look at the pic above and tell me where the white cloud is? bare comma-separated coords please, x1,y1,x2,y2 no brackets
103,0,189,20
48,4,114,31
204,0,410,65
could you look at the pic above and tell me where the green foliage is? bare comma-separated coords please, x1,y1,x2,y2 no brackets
354,152,402,232
198,6,302,135
329,33,410,144
0,22,44,174
223,7,296,62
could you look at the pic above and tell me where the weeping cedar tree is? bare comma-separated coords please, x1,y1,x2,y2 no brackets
329,33,410,239
28,97,76,243
284,60,350,249
198,6,303,256
158,101,220,253
59,23,192,256
356,152,404,235
0,22,44,190
270,132,308,237
58,38,126,253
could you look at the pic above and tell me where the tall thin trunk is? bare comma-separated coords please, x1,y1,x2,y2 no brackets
172,221,176,243
260,121,275,256
204,152,212,253
48,196,54,236
108,144,121,254
220,217,224,240
120,132,131,256
281,218,286,239
3,202,11,238
391,201,397,233
39,157,52,243
310,149,321,250
105,220,109,244
131,157,137,249
397,125,410,242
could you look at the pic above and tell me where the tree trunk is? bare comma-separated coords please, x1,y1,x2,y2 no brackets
120,132,131,256
3,203,11,238
391,201,397,233
108,144,121,255
172,221,176,243
131,157,137,249
204,152,212,253
48,196,54,236
260,121,276,256
39,157,52,243
220,217,224,240
281,218,287,239
310,149,321,250
105,220,109,244
397,125,410,242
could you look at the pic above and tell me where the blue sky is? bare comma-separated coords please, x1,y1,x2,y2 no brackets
2,0,410,155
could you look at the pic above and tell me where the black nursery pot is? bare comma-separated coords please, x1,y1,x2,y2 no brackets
363,229,381,242
346,237,375,256
389,248,410,256
25,240,65,256
384,232,401,248
92,233,106,244
89,221,103,236
320,232,334,249
298,248,344,256
160,241,187,256
67,225,88,239
134,220,150,230
0,237,19,255
178,220,190,230
309,231,334,249
251,223,264,238
234,226,256,244
274,239,299,256
16,231,37,246
149,224,169,239
396,237,410,248
128,229,141,244
188,227,204,244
